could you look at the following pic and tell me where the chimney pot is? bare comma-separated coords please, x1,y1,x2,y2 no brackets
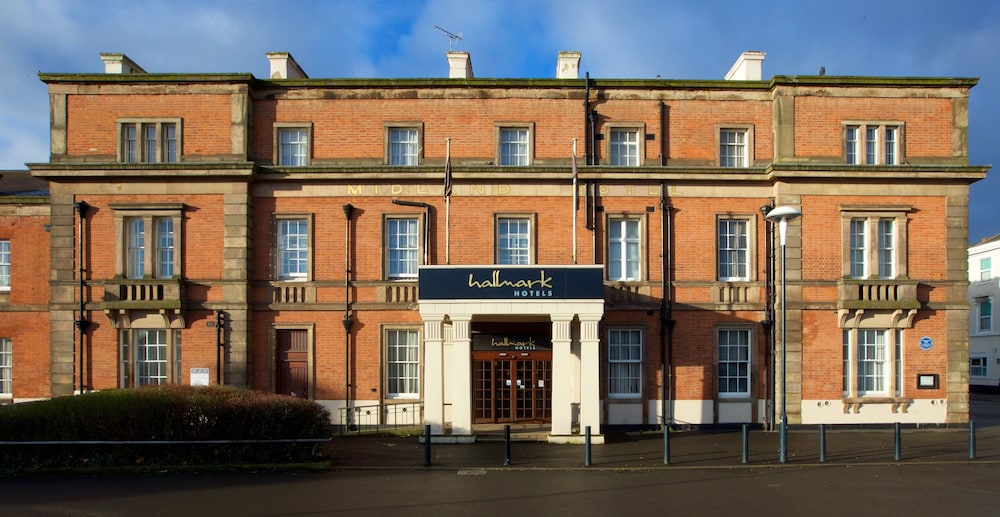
99,53,146,74
266,52,308,79
557,51,581,79
447,51,474,79
724,51,766,81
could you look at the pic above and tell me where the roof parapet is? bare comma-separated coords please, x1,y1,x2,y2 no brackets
447,51,474,79
725,51,766,81
99,53,146,74
557,51,581,79
266,52,308,79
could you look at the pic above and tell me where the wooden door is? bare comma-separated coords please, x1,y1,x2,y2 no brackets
474,353,551,423
276,329,308,398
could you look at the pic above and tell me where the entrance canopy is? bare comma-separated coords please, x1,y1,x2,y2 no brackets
418,265,605,300
417,265,606,443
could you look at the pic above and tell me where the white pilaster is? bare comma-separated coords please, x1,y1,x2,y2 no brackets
422,317,445,435
550,315,574,436
579,316,603,440
450,316,473,437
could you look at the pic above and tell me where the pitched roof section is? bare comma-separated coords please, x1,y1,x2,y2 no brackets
0,170,49,196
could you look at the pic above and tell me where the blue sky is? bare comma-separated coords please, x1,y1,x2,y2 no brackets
1,0,997,242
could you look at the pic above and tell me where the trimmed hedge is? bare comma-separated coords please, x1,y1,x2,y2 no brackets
0,386,333,473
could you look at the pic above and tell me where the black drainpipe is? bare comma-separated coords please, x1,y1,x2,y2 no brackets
74,201,88,394
660,189,675,428
391,199,431,265
584,72,590,166
215,309,225,385
342,204,355,426
760,202,775,430
659,100,666,166
586,79,599,262
585,74,595,232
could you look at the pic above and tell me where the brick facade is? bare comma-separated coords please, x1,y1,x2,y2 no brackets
3,52,986,432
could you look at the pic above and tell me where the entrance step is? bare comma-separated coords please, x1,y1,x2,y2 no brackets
474,424,551,442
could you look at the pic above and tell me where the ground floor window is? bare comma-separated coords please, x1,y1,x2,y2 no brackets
386,329,420,398
843,328,902,397
121,329,181,387
718,328,751,398
608,329,642,397
0,337,11,396
971,356,988,378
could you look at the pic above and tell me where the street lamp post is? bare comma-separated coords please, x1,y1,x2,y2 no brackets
765,205,801,464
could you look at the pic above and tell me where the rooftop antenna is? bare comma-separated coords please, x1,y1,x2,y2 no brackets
434,25,463,51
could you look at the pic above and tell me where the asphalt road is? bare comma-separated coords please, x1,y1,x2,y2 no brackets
0,463,998,516
1,395,999,517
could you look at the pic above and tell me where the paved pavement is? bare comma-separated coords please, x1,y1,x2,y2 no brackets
1,395,998,516
325,393,1000,470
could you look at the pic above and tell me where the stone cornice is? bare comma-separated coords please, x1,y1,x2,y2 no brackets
37,73,980,91
25,162,989,183
28,162,255,179
765,163,989,181
38,73,255,84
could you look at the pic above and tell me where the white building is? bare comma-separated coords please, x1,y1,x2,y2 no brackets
969,234,1000,389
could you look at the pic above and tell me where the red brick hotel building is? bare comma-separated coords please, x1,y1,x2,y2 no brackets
0,50,987,443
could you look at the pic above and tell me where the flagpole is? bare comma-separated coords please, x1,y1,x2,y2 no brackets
572,138,578,264
445,138,451,265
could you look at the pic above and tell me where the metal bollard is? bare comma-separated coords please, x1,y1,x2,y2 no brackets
893,422,902,461
741,424,749,464
585,426,592,467
819,424,826,463
424,424,431,466
969,420,976,460
504,424,511,466
663,424,670,465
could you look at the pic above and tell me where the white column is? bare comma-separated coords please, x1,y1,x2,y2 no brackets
550,315,574,436
450,316,473,437
579,316,602,439
422,316,445,435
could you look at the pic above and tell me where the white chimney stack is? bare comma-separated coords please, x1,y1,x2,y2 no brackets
557,51,581,79
447,51,474,79
725,51,766,81
266,52,308,79
100,53,146,74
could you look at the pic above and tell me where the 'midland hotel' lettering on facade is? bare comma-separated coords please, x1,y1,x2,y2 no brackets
469,270,554,298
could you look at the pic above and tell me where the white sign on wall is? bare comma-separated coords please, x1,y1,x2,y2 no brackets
190,367,210,386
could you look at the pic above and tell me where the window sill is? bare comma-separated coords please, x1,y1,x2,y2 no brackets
101,278,182,310
843,396,913,414
603,282,654,307
269,281,316,304
374,280,418,304
711,281,761,304
837,279,919,310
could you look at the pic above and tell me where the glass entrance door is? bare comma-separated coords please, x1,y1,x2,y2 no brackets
474,353,552,423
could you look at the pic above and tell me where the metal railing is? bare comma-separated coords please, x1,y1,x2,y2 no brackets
338,402,423,434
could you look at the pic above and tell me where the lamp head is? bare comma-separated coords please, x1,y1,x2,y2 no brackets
765,206,802,223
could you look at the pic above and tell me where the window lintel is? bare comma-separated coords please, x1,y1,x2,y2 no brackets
838,204,912,215
842,120,904,127
109,203,186,214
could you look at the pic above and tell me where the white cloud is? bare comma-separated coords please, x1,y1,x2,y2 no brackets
0,0,997,239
